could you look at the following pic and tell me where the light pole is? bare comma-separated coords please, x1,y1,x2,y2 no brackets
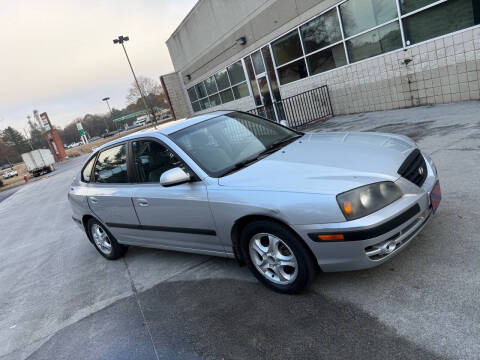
102,97,113,131
113,35,156,126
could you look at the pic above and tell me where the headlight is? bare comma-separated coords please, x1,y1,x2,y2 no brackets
337,182,403,221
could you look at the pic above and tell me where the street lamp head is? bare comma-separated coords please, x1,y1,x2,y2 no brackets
113,35,129,44
102,97,110,101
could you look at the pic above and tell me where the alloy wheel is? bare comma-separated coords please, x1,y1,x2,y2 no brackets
91,224,112,255
249,232,298,285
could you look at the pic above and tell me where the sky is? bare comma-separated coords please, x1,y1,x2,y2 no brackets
0,0,197,132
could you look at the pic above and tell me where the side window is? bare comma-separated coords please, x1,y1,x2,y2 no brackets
132,140,185,183
93,144,129,183
81,156,96,182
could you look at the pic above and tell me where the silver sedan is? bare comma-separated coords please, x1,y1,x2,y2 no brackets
68,111,441,293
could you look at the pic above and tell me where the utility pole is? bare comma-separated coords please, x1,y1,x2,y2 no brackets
113,35,157,127
23,127,34,150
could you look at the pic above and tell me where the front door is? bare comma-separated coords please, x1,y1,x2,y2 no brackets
86,143,140,243
129,138,224,255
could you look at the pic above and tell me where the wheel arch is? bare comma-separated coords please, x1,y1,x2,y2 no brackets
230,214,318,269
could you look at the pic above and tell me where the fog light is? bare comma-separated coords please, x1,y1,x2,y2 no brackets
384,240,397,254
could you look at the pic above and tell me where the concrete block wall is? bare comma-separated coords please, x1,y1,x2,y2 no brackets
161,72,191,119
281,26,480,115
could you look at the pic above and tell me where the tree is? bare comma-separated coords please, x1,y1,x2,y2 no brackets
0,137,20,165
2,127,30,155
125,76,165,106
28,120,48,150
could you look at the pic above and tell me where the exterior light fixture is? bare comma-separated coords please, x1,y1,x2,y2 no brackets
236,36,247,46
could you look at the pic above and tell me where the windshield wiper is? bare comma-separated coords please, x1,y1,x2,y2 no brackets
219,134,303,177
262,134,303,155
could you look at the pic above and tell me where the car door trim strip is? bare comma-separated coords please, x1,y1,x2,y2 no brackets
106,222,216,236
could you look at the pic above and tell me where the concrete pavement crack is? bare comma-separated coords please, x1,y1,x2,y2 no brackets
122,258,160,360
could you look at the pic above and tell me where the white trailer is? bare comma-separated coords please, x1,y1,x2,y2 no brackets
21,149,55,177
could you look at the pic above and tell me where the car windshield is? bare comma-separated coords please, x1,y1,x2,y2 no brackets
170,112,302,177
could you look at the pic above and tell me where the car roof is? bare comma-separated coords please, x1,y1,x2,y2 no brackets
94,110,234,152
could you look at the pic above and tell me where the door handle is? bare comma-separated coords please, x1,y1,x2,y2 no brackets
136,198,149,207
89,197,98,204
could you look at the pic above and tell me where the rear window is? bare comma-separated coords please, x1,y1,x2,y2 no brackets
81,156,96,182
93,144,129,183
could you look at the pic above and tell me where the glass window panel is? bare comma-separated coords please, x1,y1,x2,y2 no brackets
195,82,207,98
94,144,128,183
209,93,222,107
232,82,250,99
244,56,262,106
227,61,246,85
200,97,210,109
261,46,281,102
340,0,398,38
215,69,230,90
277,59,308,85
271,30,304,66
347,21,402,63
219,89,234,103
300,8,342,54
81,156,96,182
204,76,218,95
251,51,265,74
400,0,439,14
191,101,201,112
403,0,478,45
307,44,348,75
187,87,198,102
132,140,184,183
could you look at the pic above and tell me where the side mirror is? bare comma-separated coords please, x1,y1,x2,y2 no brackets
160,167,191,187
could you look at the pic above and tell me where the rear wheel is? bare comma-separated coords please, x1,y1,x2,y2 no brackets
87,218,127,260
240,220,316,294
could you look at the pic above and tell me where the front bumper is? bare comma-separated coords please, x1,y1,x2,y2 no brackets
294,156,439,272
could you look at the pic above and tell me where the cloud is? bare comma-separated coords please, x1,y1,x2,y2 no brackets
0,0,196,130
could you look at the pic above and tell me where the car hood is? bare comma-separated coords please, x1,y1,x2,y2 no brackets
218,132,416,195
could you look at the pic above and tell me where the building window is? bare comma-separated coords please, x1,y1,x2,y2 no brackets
300,8,342,54
232,83,250,99
403,0,479,45
307,43,348,76
204,76,218,95
187,60,249,113
399,0,440,14
340,0,398,38
227,61,246,85
271,30,304,66
251,51,265,75
277,59,308,85
347,21,403,63
215,69,230,90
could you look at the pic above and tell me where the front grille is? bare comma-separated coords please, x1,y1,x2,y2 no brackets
398,149,427,187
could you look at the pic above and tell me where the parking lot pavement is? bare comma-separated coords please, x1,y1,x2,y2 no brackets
1,101,479,359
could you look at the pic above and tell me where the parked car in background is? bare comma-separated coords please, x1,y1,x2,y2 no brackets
2,169,18,179
69,111,440,294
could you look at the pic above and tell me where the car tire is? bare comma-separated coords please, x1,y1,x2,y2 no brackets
240,220,316,294
87,218,127,260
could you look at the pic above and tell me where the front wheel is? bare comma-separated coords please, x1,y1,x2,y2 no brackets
87,218,127,260
240,220,316,294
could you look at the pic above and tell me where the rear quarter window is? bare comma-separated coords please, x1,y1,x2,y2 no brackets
81,156,96,182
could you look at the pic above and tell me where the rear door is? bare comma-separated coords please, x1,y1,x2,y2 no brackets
85,142,140,243
129,138,224,255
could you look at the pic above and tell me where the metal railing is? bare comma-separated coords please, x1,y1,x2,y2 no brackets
247,85,333,129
